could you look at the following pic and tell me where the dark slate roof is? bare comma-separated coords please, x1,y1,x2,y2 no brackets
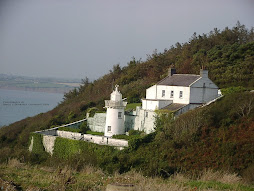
157,74,200,87
161,103,187,111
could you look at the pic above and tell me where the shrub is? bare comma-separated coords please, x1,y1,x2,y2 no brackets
80,121,90,133
58,126,81,133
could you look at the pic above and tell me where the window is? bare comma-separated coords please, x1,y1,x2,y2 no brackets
108,126,111,132
118,112,122,119
162,90,165,97
170,90,174,98
146,112,148,118
179,91,183,98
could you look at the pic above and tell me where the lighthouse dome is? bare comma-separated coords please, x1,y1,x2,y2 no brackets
110,85,122,101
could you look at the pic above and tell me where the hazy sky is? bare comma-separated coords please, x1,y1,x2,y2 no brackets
0,0,253,80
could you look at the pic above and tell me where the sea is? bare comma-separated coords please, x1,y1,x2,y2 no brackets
0,89,64,127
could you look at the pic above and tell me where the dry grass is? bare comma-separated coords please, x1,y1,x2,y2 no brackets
0,161,253,191
200,169,242,184
172,172,190,182
7,158,25,168
112,170,188,191
80,164,104,176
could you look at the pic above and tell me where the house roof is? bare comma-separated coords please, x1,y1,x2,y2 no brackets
161,103,187,111
157,74,200,87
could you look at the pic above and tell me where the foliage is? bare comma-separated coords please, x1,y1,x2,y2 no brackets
87,107,99,117
58,126,81,133
112,130,144,140
125,103,142,111
53,137,83,159
30,133,45,155
85,131,104,136
112,134,129,140
80,121,90,133
29,133,50,164
221,86,248,95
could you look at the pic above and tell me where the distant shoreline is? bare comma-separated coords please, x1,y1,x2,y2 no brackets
0,87,72,94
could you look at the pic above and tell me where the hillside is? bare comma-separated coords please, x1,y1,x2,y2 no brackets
0,22,254,185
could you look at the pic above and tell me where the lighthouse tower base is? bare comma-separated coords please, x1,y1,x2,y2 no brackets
104,108,125,137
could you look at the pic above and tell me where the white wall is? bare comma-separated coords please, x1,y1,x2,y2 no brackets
142,99,172,110
190,77,218,104
134,108,156,134
146,84,191,104
87,113,106,132
57,130,83,140
30,130,129,155
42,135,56,155
146,85,157,99
156,85,190,104
83,134,128,147
142,99,159,110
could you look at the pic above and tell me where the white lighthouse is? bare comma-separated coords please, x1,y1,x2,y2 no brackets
104,85,127,137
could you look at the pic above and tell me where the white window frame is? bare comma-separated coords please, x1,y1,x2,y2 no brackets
108,126,111,132
170,90,174,98
179,91,183,98
162,90,165,97
118,112,122,119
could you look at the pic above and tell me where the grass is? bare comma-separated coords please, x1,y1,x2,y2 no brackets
125,103,141,110
112,134,130,140
85,131,104,136
58,126,81,133
57,127,104,136
0,159,253,191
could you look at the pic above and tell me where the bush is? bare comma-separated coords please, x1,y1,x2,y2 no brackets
58,126,81,133
112,134,129,140
128,129,142,136
221,86,247,95
80,121,90,133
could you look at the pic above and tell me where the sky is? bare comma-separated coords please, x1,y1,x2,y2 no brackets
0,0,253,80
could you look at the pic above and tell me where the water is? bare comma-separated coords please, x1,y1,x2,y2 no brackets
0,89,63,127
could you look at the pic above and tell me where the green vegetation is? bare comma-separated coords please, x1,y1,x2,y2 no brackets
125,103,141,110
58,125,103,135
112,130,144,140
221,86,249,95
85,131,104,136
30,133,45,155
58,126,81,133
0,22,254,187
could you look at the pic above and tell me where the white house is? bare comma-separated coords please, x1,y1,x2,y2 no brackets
87,68,219,135
142,68,218,114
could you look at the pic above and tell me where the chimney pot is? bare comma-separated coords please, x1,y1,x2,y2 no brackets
168,68,176,76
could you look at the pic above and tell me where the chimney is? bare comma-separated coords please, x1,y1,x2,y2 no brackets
168,68,176,76
200,69,208,78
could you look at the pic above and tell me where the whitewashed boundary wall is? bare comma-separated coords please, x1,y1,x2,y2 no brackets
42,135,56,155
29,118,128,155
